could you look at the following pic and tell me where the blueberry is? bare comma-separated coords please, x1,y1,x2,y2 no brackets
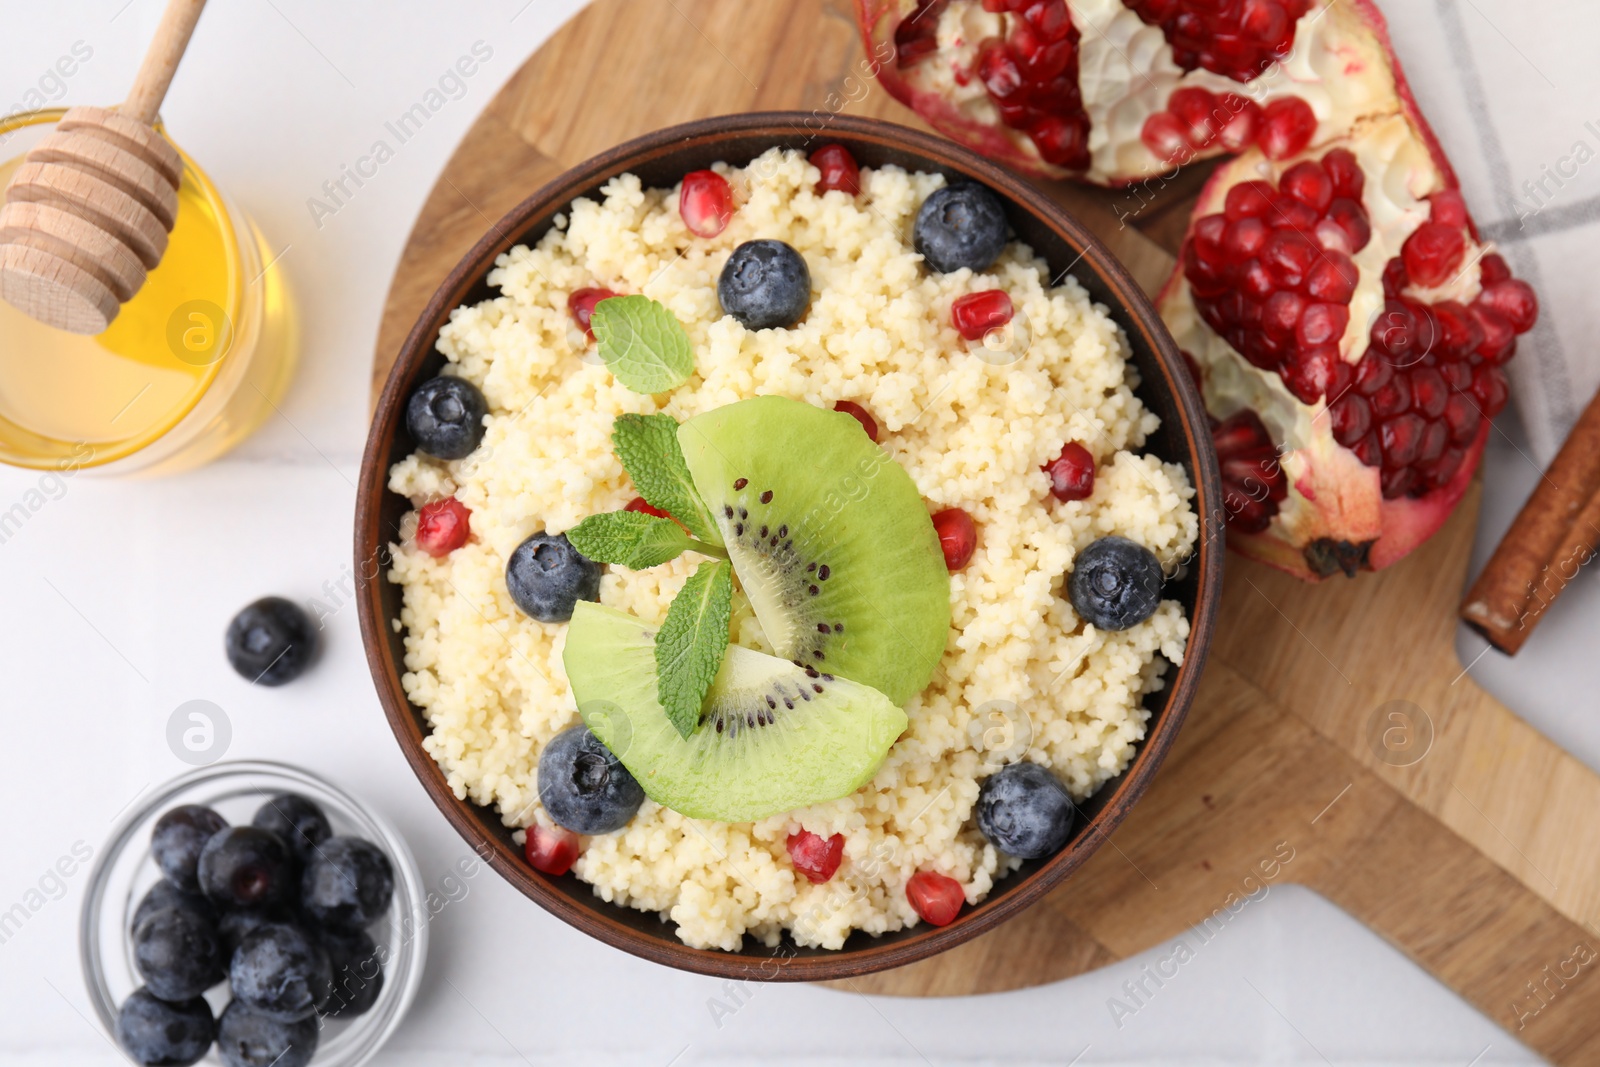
301,837,394,930
132,907,225,1002
150,805,228,892
1067,536,1165,631
914,182,1009,274
116,987,215,1067
132,879,215,932
198,827,294,909
216,1000,319,1067
319,927,385,1018
538,725,644,834
251,793,331,864
974,762,1076,859
225,597,317,686
506,532,601,623
218,906,292,957
717,239,811,330
230,923,332,1021
406,374,487,460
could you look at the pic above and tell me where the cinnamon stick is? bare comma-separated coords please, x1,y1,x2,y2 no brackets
1462,385,1600,654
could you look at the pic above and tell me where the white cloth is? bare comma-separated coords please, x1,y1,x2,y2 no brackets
1375,0,1600,463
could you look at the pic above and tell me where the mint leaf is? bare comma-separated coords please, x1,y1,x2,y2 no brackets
566,511,692,569
592,295,694,394
655,559,733,740
613,413,722,544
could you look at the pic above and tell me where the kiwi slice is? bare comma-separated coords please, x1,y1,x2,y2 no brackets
564,602,908,821
677,396,950,705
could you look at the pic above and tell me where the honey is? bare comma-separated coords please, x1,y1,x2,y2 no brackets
0,109,295,474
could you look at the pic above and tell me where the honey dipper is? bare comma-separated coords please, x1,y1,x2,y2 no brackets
0,0,208,334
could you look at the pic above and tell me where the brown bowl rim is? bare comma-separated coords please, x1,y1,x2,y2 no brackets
356,111,1223,982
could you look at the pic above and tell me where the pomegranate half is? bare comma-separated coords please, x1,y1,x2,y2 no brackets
858,0,1540,579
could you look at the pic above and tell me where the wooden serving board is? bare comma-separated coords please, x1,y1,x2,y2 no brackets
371,2,1600,1059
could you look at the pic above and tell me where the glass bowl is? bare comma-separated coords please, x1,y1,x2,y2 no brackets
79,761,426,1066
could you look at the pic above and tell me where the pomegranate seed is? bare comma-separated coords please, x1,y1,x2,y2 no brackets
1472,365,1510,416
568,287,618,339
1262,230,1317,288
416,497,471,557
1355,356,1393,396
1417,420,1448,465
1410,368,1448,419
1350,432,1382,468
1223,217,1269,259
1382,466,1417,498
1268,195,1319,232
932,507,978,571
1401,222,1467,287
1321,149,1364,200
1307,253,1357,303
787,830,846,884
1444,393,1482,445
1218,95,1262,152
1480,253,1512,286
1261,290,1306,339
1296,303,1348,348
1125,0,1311,82
624,496,672,521
1433,301,1484,357
1381,414,1425,467
809,144,861,195
951,290,1015,341
1430,189,1468,229
1141,111,1190,162
1225,181,1276,220
524,825,580,876
1169,86,1221,147
1369,375,1412,419
832,400,880,442
1213,409,1287,534
1476,279,1539,334
1281,161,1333,213
1029,113,1092,167
1256,97,1316,160
1043,442,1096,501
1470,305,1516,364
907,870,965,926
680,170,734,238
1283,344,1339,403
1329,393,1372,445
1382,258,1410,296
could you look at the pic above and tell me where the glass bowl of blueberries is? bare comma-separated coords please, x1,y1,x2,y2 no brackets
80,761,426,1067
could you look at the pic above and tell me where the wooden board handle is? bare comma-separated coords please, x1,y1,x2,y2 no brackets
123,0,208,125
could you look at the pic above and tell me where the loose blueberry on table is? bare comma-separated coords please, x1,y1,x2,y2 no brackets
225,597,317,686
116,792,396,1066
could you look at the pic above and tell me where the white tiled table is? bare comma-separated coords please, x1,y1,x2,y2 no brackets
1,2,1586,1063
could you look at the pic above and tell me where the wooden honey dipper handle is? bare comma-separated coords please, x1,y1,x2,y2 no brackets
123,0,210,125
0,0,207,334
